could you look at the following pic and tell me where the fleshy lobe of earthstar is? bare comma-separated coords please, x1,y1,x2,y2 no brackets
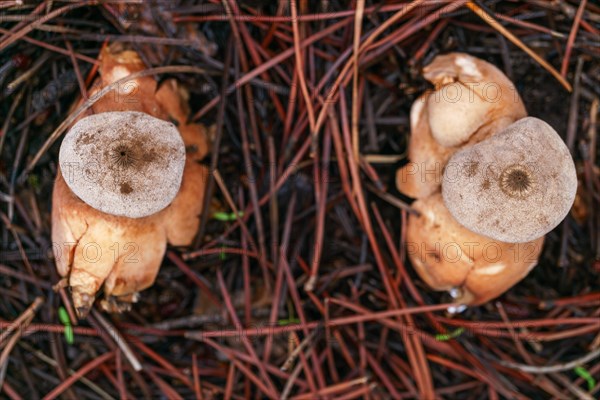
407,193,544,305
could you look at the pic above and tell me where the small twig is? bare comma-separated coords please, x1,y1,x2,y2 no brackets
0,3,86,51
0,297,43,388
90,310,142,372
63,38,88,100
560,0,588,77
290,0,316,133
18,342,115,400
280,327,320,372
41,351,115,400
280,355,304,400
365,182,417,214
194,35,232,248
305,127,331,291
232,52,271,289
192,353,204,400
566,57,585,152
0,26,98,64
3,52,49,96
465,1,572,91
550,372,595,400
0,87,24,155
0,296,43,347
212,169,261,258
498,349,600,373
351,0,366,161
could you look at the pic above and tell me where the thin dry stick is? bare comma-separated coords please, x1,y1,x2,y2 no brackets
561,0,588,77
305,128,331,291
365,182,416,213
550,372,594,400
281,357,304,400
90,310,142,372
351,0,365,161
17,342,114,400
191,18,352,121
63,38,88,100
495,303,562,397
589,98,598,166
215,271,280,398
212,169,260,256
292,377,370,400
262,192,296,364
186,302,453,340
223,0,271,160
313,0,428,134
280,255,326,390
0,88,25,155
498,349,600,373
0,3,86,51
233,54,271,288
223,363,235,400
0,296,43,346
0,301,41,388
192,353,204,400
194,38,232,248
0,26,98,64
203,338,278,399
465,1,572,91
0,330,25,389
281,331,318,397
280,328,320,372
566,57,585,151
115,350,126,400
290,0,316,133
3,52,49,100
339,92,432,396
41,352,116,400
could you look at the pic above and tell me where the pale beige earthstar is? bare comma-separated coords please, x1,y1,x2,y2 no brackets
52,45,210,317
399,53,577,306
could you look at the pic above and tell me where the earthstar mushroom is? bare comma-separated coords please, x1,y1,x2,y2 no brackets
398,53,577,306
52,45,210,317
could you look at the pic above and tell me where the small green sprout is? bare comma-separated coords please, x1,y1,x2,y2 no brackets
435,327,465,341
212,211,244,222
278,317,301,326
278,303,300,326
574,366,596,391
58,307,74,344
